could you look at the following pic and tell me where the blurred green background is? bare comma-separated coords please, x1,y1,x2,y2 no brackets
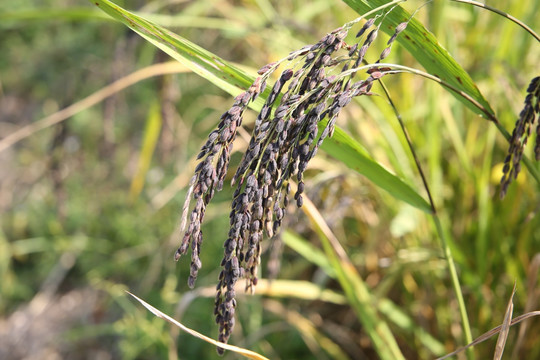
0,0,538,359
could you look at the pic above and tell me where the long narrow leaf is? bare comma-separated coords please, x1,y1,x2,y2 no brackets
494,284,516,360
297,186,405,360
437,311,540,360
129,101,162,200
283,230,446,356
127,291,269,360
320,119,432,212
92,0,253,99
91,0,431,212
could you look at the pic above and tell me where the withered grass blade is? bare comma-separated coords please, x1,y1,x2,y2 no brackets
493,284,516,360
437,311,540,360
126,291,270,360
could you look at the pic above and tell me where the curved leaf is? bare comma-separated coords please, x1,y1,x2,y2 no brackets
320,120,432,213
92,0,253,95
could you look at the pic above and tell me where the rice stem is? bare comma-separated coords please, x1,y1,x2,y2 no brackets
378,79,475,359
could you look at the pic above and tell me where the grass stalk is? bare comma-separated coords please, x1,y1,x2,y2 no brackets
378,80,475,359
433,215,475,360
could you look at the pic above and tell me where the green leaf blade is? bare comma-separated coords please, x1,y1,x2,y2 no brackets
320,121,432,213
343,0,495,119
92,0,252,97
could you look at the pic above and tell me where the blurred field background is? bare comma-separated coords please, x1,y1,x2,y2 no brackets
0,0,539,359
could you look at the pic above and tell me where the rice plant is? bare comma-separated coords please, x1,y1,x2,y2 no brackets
1,0,538,359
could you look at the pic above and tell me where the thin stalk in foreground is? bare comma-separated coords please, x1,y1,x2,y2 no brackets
433,216,475,360
377,79,436,213
127,291,269,360
377,80,475,359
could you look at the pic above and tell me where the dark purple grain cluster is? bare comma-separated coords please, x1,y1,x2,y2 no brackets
530,77,540,160
500,76,540,198
378,22,407,61
174,77,267,287
176,15,411,353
